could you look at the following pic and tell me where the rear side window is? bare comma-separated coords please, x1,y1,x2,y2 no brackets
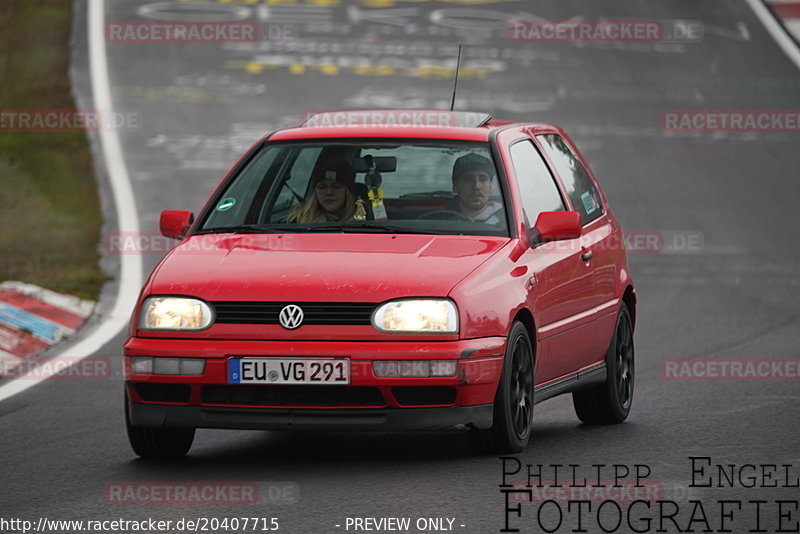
509,140,565,227
537,134,604,225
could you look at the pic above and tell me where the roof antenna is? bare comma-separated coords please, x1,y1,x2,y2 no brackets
449,44,462,111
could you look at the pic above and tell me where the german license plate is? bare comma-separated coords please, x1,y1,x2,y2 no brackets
229,358,350,385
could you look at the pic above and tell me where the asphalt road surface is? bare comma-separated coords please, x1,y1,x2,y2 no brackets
2,1,800,533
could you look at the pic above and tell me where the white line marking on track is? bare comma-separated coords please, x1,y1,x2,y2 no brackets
745,0,800,70
0,0,142,403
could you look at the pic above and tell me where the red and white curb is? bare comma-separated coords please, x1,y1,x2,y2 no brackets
0,0,142,404
766,1,800,41
0,281,94,376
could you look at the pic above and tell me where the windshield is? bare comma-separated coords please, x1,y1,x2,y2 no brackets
199,141,508,236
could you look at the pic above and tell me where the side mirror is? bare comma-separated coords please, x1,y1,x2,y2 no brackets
529,211,581,245
160,210,194,239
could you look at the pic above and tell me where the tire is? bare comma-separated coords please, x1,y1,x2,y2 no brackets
468,321,534,454
125,395,195,459
572,303,634,424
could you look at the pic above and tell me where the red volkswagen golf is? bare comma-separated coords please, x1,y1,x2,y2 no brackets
124,110,636,457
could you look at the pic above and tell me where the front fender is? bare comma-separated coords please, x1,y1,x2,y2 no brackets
449,240,533,340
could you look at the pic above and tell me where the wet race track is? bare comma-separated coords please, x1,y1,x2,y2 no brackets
2,1,800,533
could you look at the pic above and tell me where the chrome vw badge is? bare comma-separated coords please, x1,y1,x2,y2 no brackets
278,304,304,330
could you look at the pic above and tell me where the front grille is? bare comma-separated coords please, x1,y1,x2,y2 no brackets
211,302,376,325
392,386,457,406
135,383,191,404
202,385,386,407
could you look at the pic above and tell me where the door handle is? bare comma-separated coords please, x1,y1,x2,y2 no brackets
581,250,593,261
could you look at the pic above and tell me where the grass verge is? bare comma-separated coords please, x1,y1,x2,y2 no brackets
0,1,108,300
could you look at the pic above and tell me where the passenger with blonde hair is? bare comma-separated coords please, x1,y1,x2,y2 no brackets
288,160,357,223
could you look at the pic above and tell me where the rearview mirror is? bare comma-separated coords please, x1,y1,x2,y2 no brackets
529,211,581,246
160,210,194,239
353,155,397,173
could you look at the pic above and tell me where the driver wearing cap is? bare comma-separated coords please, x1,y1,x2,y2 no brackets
451,153,503,224
287,159,357,224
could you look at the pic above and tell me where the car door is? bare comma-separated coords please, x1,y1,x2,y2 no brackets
536,133,618,365
506,137,597,385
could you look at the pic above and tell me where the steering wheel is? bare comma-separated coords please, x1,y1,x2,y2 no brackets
417,209,473,222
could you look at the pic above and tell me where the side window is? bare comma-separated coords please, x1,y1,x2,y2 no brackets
268,147,323,220
509,140,565,227
203,147,279,229
536,134,604,225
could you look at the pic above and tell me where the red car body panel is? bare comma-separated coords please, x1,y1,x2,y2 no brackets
146,233,507,303
135,233,508,342
124,114,635,432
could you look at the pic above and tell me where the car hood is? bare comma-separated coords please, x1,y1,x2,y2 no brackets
147,233,509,302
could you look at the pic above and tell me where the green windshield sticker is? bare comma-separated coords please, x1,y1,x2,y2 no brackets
217,197,236,211
580,191,596,214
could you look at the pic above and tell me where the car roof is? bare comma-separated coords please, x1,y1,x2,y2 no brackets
268,109,559,142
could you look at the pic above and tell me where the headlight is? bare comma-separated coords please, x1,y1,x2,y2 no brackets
139,297,214,331
372,299,458,334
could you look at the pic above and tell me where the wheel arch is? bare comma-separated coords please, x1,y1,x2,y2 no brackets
512,307,537,362
622,285,636,331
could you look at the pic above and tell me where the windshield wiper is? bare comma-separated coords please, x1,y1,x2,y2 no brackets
303,223,439,234
195,224,284,235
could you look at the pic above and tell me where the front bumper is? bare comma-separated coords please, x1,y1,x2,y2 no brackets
124,337,505,430
127,402,494,431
